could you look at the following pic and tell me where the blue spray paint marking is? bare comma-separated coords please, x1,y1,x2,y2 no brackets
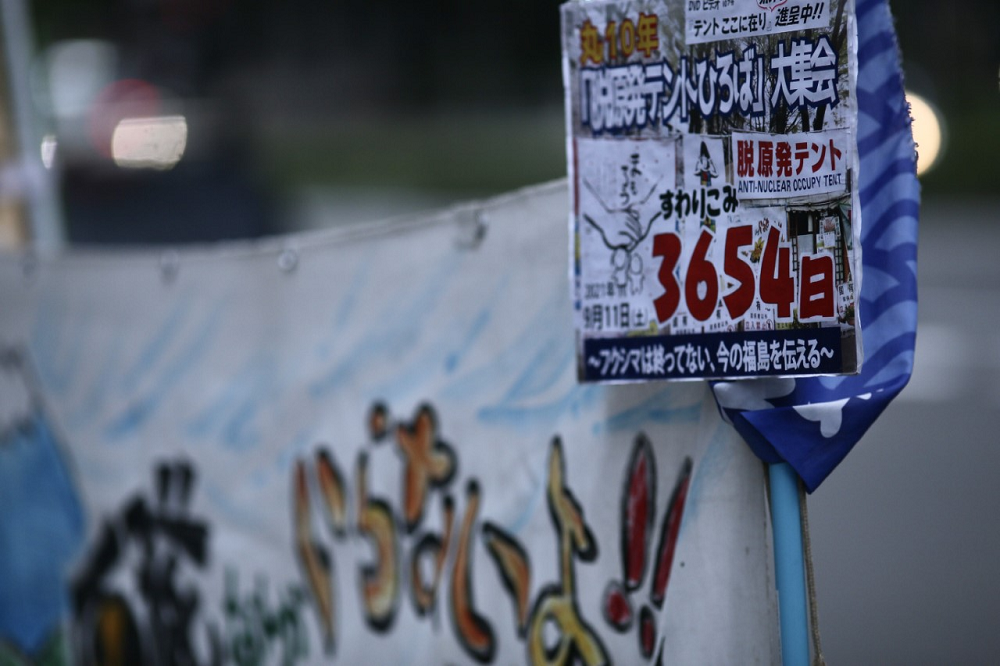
0,411,85,654
592,386,704,436
444,307,491,374
29,296,65,392
187,355,279,452
29,295,86,395
276,428,319,475
317,253,373,360
105,306,223,441
679,420,733,538
501,336,575,404
372,276,508,404
441,285,570,404
310,255,462,398
502,457,547,538
119,299,193,394
444,275,508,374
202,479,267,534
477,381,598,433
67,331,125,429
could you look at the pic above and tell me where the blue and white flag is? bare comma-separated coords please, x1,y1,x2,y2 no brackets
712,0,919,490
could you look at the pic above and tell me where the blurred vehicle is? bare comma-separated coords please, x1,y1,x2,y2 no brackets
34,37,276,245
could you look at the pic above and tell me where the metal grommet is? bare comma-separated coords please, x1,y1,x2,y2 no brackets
278,247,299,273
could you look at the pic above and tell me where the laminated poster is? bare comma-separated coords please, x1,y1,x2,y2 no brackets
562,0,861,383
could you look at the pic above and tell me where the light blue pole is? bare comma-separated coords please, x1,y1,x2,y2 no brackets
1,0,65,249
769,462,809,666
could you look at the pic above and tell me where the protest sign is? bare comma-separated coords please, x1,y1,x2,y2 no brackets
562,0,862,382
0,184,779,664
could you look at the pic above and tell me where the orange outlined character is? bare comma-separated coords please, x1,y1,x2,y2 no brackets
450,481,496,663
356,453,400,631
579,19,603,66
293,461,336,653
527,438,608,665
316,448,347,535
636,13,659,58
410,495,455,616
395,405,456,533
483,522,532,637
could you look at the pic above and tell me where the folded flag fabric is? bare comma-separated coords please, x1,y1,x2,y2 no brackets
712,0,919,491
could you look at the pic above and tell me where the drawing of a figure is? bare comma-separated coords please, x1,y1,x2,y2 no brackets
583,152,662,296
693,141,718,187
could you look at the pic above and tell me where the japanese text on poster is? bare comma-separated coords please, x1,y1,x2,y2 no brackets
563,0,860,382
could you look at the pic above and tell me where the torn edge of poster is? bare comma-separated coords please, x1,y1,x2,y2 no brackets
561,0,862,383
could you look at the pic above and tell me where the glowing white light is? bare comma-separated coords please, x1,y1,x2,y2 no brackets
111,115,187,170
906,91,945,176
40,134,57,169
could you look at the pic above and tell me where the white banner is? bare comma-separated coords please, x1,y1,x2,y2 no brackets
0,182,777,664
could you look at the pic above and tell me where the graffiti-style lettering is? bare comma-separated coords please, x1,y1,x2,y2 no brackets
395,405,457,533
71,459,218,666
293,460,335,653
527,438,608,666
356,453,400,631
316,449,347,535
450,481,496,663
650,458,693,608
222,568,308,666
600,434,694,661
482,523,532,637
410,495,455,616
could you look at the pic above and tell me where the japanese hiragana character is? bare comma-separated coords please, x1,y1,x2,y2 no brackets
722,185,738,212
675,189,692,216
769,340,783,371
527,440,609,665
736,46,765,116
659,190,674,219
728,343,744,372
706,188,721,217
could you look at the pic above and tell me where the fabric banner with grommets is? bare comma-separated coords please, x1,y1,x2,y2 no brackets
0,182,779,664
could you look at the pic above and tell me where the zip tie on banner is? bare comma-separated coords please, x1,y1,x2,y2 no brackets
455,208,489,251
160,249,180,284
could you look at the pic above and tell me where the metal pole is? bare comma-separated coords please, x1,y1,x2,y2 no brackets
0,0,64,250
769,462,810,666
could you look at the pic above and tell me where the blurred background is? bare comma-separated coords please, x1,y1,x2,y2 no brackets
0,0,997,662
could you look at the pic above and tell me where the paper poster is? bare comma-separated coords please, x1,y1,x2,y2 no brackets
0,184,778,664
563,0,861,382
